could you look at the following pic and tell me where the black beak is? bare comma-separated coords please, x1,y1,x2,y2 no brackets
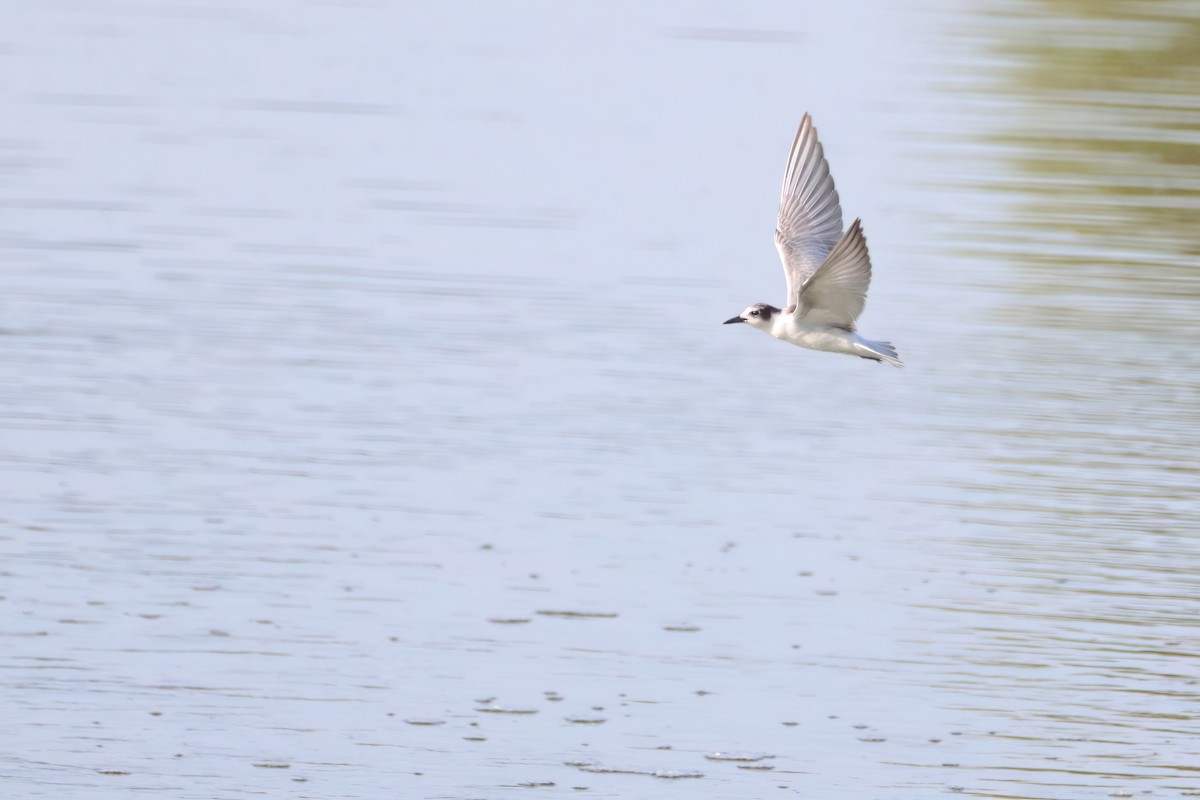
723,316,745,325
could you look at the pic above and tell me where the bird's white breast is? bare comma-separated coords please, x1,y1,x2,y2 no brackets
770,315,860,355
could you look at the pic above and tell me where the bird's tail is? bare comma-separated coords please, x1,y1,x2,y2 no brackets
854,337,903,368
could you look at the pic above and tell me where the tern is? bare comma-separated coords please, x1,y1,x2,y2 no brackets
724,114,901,367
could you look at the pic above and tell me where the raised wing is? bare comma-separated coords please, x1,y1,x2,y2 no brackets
797,218,872,328
774,114,844,311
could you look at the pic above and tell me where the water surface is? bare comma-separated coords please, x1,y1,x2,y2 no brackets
2,1,1198,798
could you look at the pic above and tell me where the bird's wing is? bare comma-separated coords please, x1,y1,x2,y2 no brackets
796,218,872,328
774,114,844,311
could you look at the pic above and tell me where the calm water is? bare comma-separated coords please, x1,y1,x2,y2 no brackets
2,1,1198,798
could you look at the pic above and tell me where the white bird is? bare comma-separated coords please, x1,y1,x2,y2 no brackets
724,114,901,367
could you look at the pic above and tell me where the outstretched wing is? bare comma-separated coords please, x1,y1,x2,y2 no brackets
797,218,872,329
774,114,844,311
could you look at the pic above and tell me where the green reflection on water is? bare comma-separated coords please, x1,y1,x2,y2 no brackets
947,0,1200,493
961,0,1200,332
922,5,1200,788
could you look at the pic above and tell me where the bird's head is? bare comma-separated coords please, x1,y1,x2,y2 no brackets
723,303,779,330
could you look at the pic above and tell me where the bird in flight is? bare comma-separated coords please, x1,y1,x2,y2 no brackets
724,114,901,367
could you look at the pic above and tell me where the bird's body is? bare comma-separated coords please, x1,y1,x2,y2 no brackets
724,114,901,367
773,314,896,362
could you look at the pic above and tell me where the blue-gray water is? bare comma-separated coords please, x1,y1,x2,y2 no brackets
2,2,1198,798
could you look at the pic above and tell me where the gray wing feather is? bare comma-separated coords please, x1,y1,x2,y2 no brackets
798,218,872,329
773,114,844,310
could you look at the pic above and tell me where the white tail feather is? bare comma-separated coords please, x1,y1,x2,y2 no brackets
855,338,902,368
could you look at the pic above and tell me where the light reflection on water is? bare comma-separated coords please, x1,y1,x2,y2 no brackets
911,1,1200,795
1,1,1198,798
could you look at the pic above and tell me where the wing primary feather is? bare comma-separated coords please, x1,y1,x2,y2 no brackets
796,218,873,328
774,114,845,307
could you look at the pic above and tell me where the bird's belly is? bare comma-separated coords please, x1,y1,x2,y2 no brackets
771,320,858,354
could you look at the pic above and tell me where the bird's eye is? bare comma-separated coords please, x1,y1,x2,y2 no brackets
750,309,760,317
